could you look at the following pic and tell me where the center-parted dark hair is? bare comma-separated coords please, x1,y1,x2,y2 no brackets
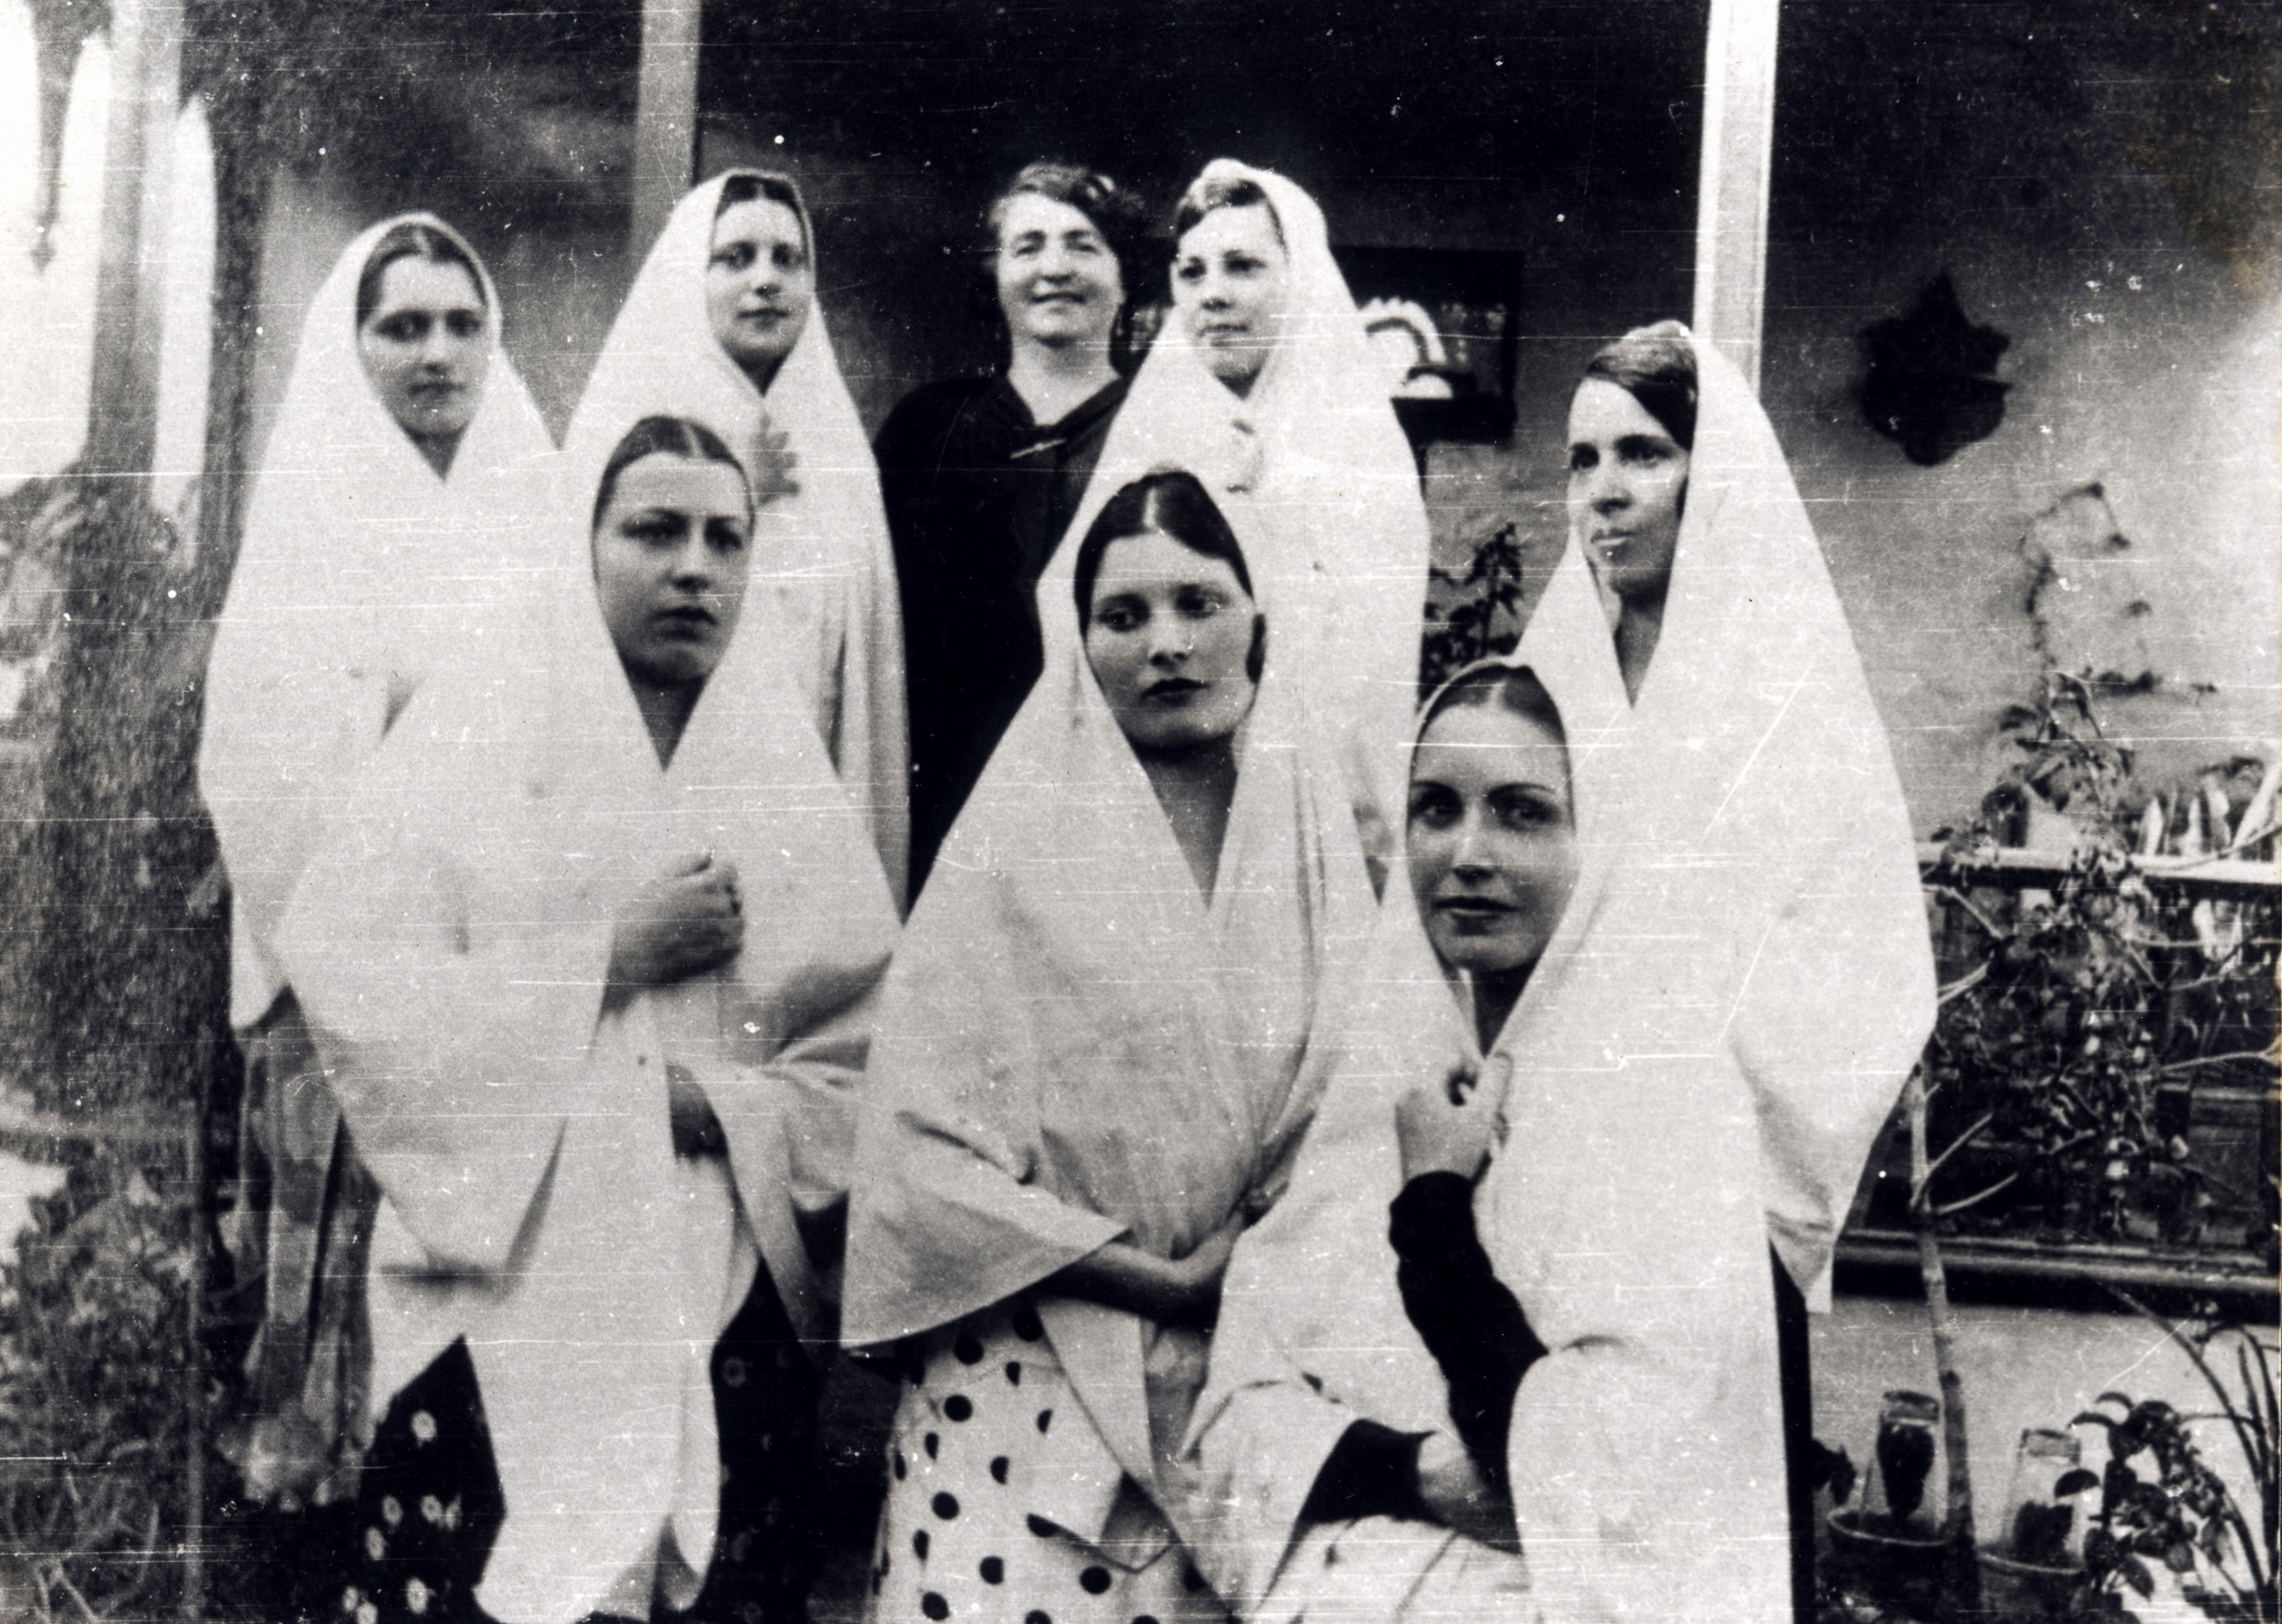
1073,469,1265,683
591,415,756,531
355,222,487,330
1580,320,1698,450
981,160,1153,373
1421,664,1568,751
1173,173,1284,246
714,173,810,257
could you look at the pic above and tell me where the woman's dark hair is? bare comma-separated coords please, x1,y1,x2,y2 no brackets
1580,320,1697,450
1173,173,1284,246
1421,664,1567,750
591,415,763,530
714,173,809,257
356,222,486,330
981,160,1152,373
1073,469,1265,683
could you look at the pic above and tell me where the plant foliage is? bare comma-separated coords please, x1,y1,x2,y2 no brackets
1919,676,2278,1256
1418,520,1526,698
2069,1299,2277,1623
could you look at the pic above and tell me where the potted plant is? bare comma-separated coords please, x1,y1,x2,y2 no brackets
2067,1294,2276,1622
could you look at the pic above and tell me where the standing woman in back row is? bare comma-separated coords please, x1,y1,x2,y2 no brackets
1044,160,1430,877
570,171,909,904
877,162,1150,893
1516,321,1937,1619
199,214,556,1514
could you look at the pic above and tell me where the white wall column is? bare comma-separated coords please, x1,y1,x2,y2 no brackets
1691,0,1780,393
632,0,702,259
83,0,180,478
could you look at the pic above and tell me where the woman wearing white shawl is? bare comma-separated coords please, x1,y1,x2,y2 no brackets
1513,323,1936,1610
1038,161,1429,875
196,213,557,1504
843,470,1375,1624
566,170,909,905
1187,655,1790,1624
277,405,898,1624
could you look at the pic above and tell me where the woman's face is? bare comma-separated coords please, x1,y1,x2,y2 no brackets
1566,377,1690,607
591,452,754,688
995,192,1124,355
707,196,814,383
1407,700,1579,980
1172,203,1291,395
1084,529,1260,753
358,256,490,443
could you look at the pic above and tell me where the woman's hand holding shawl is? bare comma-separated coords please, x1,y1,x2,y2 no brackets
604,851,744,1000
1394,1055,1510,1182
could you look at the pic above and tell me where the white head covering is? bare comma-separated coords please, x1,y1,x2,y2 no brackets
277,390,898,1623
843,476,1376,1536
1515,323,1936,1307
565,170,909,906
1188,654,1789,1624
199,212,557,1029
1041,161,1430,862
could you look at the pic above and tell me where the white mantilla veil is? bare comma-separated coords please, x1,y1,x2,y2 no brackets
843,471,1375,1555
566,170,910,906
1514,322,1936,1309
200,211,557,1029
1038,160,1431,875
280,386,897,1623
1188,651,1789,1624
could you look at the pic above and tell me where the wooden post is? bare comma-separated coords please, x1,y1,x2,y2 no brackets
83,0,183,479
1691,0,1780,393
631,0,703,259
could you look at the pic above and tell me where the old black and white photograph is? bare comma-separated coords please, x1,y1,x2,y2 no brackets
0,2,2274,1621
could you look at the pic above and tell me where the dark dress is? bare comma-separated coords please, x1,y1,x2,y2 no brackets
332,1263,819,1624
1304,1176,1820,1624
874,373,1130,893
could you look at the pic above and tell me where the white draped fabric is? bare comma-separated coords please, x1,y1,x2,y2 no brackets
1040,161,1430,871
200,212,557,1029
843,494,1376,1549
1513,325,1935,1309
277,387,898,1623
1188,651,1789,1624
565,171,909,906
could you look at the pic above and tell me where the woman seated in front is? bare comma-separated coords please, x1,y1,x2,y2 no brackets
843,469,1373,1624
1186,657,1791,1624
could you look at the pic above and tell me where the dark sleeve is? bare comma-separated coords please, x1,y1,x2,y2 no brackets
1389,1171,1549,1497
1298,1420,1429,1526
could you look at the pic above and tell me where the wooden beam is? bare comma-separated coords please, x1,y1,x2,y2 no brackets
631,0,703,259
1691,0,1780,393
83,0,182,479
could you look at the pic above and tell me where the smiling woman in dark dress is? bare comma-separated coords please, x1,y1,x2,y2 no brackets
875,162,1152,891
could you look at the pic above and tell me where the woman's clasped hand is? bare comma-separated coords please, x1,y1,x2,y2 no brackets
606,851,744,996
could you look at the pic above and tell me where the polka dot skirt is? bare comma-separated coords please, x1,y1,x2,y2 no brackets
334,1338,505,1624
867,1301,1230,1624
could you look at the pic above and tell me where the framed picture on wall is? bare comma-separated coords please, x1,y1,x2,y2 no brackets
1332,245,1523,450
